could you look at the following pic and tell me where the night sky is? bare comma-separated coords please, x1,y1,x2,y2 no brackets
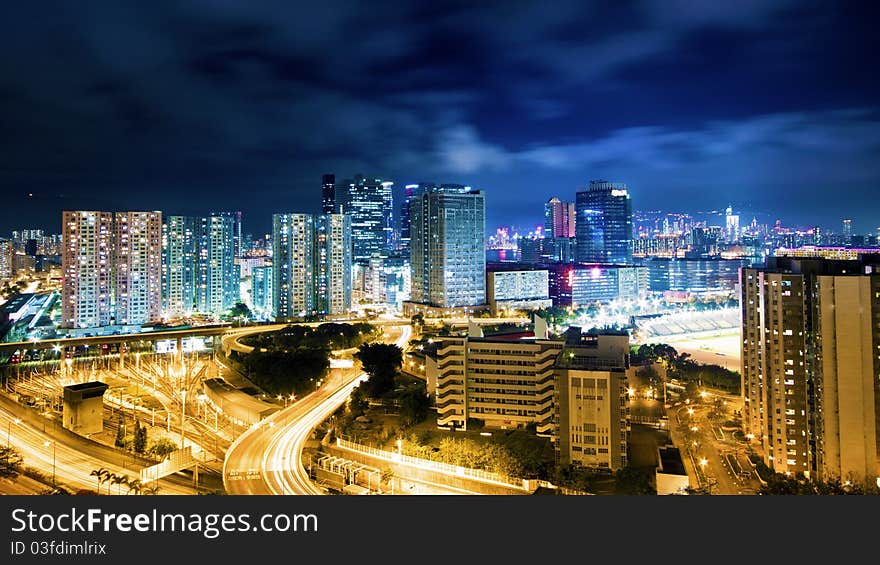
2,1,879,237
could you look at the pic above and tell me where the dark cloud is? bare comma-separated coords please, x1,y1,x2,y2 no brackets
1,1,878,235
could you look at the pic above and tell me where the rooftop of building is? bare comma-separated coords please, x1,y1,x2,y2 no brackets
1,293,34,313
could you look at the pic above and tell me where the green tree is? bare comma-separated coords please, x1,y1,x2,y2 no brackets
90,467,110,494
133,420,147,454
148,438,178,459
348,386,370,417
110,473,129,495
398,383,430,427
126,478,143,495
0,445,24,479
355,343,402,397
613,467,656,495
227,302,253,321
114,421,126,448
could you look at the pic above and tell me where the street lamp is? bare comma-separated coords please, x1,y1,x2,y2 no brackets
7,418,21,449
180,389,187,449
43,440,56,488
5,418,20,471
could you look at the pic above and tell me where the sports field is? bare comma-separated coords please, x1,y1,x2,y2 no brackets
660,330,741,371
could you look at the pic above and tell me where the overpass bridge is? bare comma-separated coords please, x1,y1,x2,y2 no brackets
0,324,233,356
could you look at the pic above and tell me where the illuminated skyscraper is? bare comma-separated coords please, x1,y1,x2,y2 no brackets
338,174,393,264
316,213,352,315
740,256,880,485
114,211,163,325
545,197,576,238
575,181,633,264
272,213,316,319
725,206,740,244
399,183,433,256
161,216,198,318
62,211,115,328
842,218,852,243
196,214,239,314
409,185,485,309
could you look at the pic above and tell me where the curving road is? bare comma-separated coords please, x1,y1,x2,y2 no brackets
0,405,195,494
223,324,411,495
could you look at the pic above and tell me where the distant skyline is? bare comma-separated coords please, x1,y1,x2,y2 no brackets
2,2,879,236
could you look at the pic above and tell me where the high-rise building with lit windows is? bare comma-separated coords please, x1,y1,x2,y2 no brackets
272,213,316,319
545,197,576,238
162,216,199,318
338,174,394,264
740,255,880,485
197,214,239,314
316,214,352,315
409,184,485,310
400,183,433,256
62,211,163,329
114,212,163,325
62,211,116,328
161,213,240,319
575,181,632,264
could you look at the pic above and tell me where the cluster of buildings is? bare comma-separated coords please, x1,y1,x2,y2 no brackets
0,229,63,281
426,321,633,470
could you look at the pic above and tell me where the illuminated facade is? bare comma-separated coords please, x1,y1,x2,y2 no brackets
409,185,485,309
554,332,630,470
61,211,114,328
741,256,880,485
272,213,316,319
338,174,394,263
431,336,564,434
486,268,552,314
161,213,240,319
545,197,576,238
575,181,633,264
316,213,352,315
113,211,163,326
548,264,648,307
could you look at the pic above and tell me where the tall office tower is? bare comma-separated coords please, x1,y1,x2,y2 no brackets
740,256,880,485
339,174,394,263
113,211,163,326
0,239,15,280
575,180,633,264
842,219,852,242
316,213,352,315
161,216,198,318
725,206,740,244
251,264,274,319
554,330,630,470
410,185,485,308
545,197,576,238
399,183,433,256
62,212,114,328
196,213,239,314
272,213,316,319
322,174,336,215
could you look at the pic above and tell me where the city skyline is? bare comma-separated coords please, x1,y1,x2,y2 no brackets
2,3,879,236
